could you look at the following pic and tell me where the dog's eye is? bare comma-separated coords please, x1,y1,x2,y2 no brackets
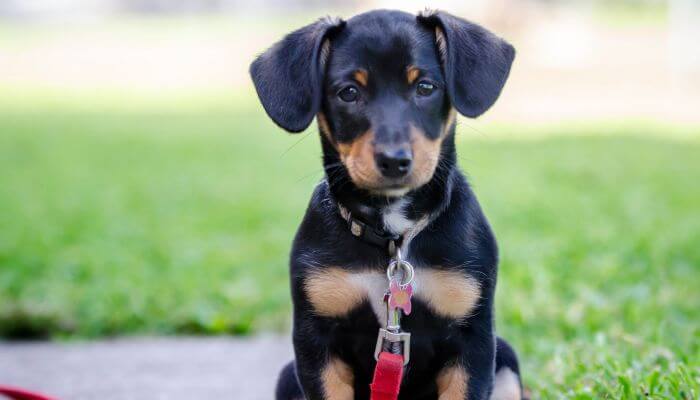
416,81,435,97
338,86,359,103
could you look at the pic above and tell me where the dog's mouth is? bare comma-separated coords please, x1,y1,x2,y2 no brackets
341,157,439,197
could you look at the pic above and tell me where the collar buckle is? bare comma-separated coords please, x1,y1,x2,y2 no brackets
339,204,364,237
338,203,401,251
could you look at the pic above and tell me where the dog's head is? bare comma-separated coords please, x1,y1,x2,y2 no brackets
251,10,514,196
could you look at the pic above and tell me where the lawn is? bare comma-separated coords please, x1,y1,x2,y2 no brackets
0,96,698,398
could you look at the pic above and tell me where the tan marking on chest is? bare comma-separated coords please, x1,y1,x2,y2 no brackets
418,269,481,319
437,364,469,399
305,267,480,321
304,268,366,317
322,357,354,399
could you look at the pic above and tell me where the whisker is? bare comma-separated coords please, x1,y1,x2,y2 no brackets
281,131,314,157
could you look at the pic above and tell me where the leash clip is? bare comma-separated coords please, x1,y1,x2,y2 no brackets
374,328,411,366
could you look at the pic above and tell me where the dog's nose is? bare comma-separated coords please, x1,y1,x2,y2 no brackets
375,148,412,178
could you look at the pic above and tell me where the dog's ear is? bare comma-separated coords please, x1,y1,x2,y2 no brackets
250,17,345,133
417,11,515,118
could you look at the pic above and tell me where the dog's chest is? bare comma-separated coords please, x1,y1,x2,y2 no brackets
303,266,481,325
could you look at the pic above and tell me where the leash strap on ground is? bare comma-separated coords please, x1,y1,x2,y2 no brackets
0,385,57,400
370,351,404,400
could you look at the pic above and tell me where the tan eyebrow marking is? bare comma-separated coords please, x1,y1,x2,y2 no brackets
353,69,368,87
407,66,421,85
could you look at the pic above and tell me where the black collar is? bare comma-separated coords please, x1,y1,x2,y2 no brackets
337,201,402,254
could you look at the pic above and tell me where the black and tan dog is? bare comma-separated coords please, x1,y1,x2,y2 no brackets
250,9,522,400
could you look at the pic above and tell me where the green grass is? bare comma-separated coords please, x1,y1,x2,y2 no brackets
0,101,698,398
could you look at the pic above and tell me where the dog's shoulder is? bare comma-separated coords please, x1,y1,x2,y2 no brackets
290,181,338,264
294,180,336,240
412,172,498,273
290,181,386,273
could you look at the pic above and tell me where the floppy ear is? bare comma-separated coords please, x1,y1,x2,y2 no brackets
249,17,345,133
417,11,515,118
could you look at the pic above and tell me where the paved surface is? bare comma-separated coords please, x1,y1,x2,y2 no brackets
0,336,293,400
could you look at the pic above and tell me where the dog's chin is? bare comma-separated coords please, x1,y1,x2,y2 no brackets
361,177,433,198
349,178,411,198
370,186,411,198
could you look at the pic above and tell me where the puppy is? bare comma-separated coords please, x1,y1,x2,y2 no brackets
250,9,522,400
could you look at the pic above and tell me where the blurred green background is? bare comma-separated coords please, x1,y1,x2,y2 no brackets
0,0,698,397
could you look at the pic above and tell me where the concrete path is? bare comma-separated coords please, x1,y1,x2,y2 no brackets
0,336,293,400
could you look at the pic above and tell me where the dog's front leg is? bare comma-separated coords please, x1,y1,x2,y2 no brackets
438,315,496,400
292,312,354,400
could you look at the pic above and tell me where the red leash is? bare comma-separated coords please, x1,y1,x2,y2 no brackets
370,352,404,400
0,385,57,400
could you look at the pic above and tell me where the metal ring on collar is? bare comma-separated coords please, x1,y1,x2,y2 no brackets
386,259,414,286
